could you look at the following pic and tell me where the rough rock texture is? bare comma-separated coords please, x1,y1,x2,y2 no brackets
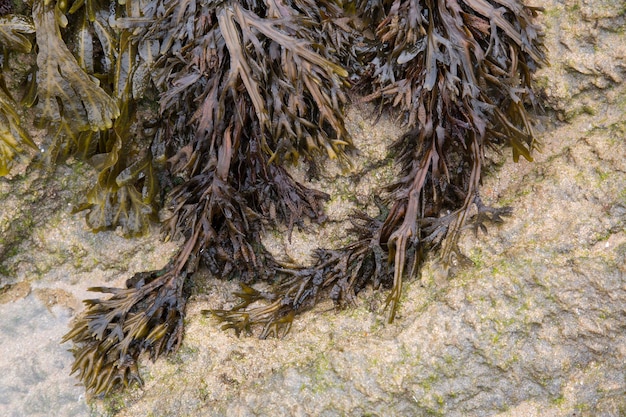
0,0,625,416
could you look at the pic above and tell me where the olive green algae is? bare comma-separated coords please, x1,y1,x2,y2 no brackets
1,0,626,416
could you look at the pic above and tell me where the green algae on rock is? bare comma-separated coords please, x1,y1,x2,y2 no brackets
0,0,545,396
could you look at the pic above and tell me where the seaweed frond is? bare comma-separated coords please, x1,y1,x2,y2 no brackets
165,133,328,282
154,0,356,167
0,86,35,175
0,14,36,175
62,267,186,395
153,0,355,278
31,0,161,236
210,212,395,333
75,101,159,237
215,0,547,329
0,14,35,53
32,0,119,132
358,0,547,320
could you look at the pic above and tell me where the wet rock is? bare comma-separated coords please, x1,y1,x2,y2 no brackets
0,281,31,304
1,1,625,416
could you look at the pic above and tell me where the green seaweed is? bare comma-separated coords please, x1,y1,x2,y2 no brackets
0,13,36,175
32,1,119,132
75,108,158,236
0,0,546,396
0,85,35,175
0,14,35,53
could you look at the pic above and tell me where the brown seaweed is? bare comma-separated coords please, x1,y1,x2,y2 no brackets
60,0,361,394
62,266,186,395
366,0,546,318
0,0,546,396
211,212,393,337
212,0,546,332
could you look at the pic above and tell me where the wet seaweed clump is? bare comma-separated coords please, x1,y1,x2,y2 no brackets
212,0,546,335
0,0,545,395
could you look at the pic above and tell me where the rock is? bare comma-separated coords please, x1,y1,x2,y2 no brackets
1,1,625,416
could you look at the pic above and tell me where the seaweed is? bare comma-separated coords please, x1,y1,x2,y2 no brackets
0,14,35,52
32,1,119,132
75,103,159,236
147,0,357,279
0,14,36,175
211,212,394,337
0,0,546,396
212,0,546,331
0,85,35,175
61,0,361,394
62,266,186,395
364,0,546,317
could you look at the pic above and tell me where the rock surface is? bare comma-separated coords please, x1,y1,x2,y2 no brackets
0,0,625,416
